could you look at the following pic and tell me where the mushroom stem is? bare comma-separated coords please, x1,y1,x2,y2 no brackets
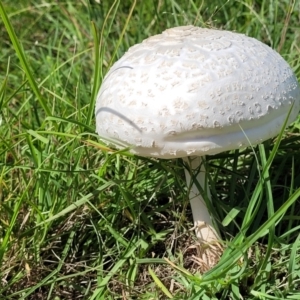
183,156,219,243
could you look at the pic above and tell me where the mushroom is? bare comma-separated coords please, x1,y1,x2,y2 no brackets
95,26,300,264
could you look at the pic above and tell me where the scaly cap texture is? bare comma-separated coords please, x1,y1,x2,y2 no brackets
95,26,300,158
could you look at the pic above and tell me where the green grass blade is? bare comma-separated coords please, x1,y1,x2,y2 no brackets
107,0,137,69
204,187,300,282
288,234,300,289
0,1,51,116
148,266,173,299
90,239,143,299
0,179,32,264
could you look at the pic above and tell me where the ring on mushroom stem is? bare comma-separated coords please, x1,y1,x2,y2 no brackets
95,25,300,270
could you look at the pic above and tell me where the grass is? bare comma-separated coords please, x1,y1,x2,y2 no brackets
0,0,300,299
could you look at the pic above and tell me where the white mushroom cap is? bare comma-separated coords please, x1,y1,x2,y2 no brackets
95,26,300,159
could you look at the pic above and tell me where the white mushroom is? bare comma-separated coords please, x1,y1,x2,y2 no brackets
95,26,300,264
